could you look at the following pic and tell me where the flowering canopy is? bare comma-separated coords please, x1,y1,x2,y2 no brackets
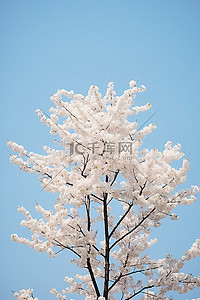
8,81,200,299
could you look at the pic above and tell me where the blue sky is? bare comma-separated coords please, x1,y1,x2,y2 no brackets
1,0,200,299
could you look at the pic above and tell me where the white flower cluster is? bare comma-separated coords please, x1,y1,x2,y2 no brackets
182,238,200,261
50,289,66,300
14,289,38,300
8,81,199,299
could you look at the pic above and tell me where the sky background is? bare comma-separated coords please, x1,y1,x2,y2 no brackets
1,0,200,299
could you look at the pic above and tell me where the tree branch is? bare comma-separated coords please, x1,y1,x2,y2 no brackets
54,239,81,258
110,170,119,186
125,285,154,300
139,180,147,196
109,203,133,239
86,258,101,298
103,175,110,300
90,193,104,202
108,265,160,293
66,181,103,202
81,154,89,178
85,195,101,299
110,207,156,250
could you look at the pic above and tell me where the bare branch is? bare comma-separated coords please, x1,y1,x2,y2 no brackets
54,238,81,258
84,195,101,298
86,258,101,298
125,285,154,300
81,154,89,178
109,203,133,239
90,193,104,202
110,207,156,250
110,170,119,186
108,265,160,293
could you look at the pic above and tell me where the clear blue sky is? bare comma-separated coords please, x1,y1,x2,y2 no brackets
1,0,200,299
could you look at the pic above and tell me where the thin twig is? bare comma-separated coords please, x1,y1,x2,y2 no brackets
110,207,156,250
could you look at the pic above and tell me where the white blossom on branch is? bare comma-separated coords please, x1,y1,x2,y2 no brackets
8,81,199,299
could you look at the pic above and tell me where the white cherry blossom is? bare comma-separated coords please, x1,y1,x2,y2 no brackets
9,81,199,299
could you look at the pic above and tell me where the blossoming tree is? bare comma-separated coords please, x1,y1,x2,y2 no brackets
8,81,200,300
